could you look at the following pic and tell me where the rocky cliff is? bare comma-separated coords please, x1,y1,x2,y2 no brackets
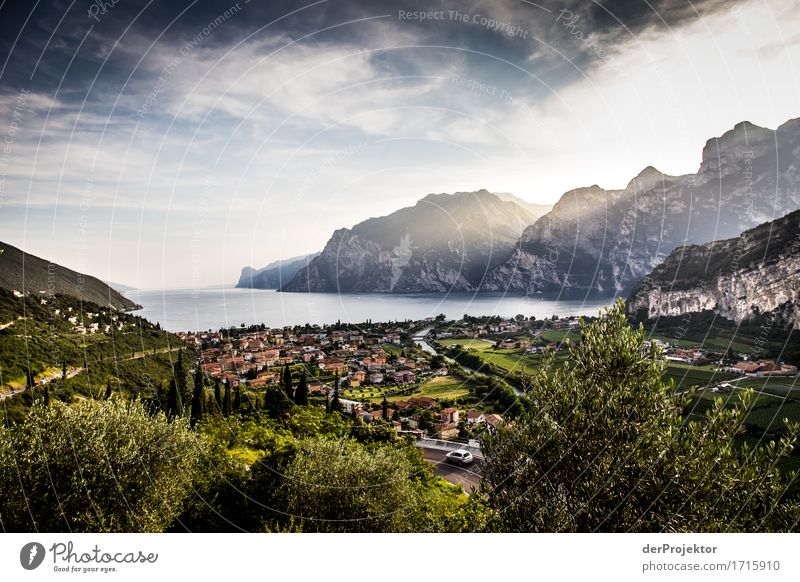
483,118,800,295
237,253,320,289
281,190,537,293
627,210,800,327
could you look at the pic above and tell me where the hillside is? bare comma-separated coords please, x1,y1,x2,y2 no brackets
281,190,537,293
236,252,320,289
0,241,137,310
0,286,185,423
627,209,800,327
483,118,800,295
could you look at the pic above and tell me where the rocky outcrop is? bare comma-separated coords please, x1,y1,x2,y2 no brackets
627,209,800,327
281,190,537,293
236,253,320,289
483,118,800,295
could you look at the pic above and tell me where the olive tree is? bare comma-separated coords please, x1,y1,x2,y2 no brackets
0,399,210,532
481,300,800,532
274,436,482,532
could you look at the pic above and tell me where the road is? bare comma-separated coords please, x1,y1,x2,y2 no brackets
422,448,483,493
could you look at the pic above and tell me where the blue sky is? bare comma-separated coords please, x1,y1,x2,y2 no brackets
1,0,799,288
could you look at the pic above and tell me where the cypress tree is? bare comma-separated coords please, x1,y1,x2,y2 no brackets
331,372,341,413
105,380,112,400
234,384,241,412
294,370,308,405
190,368,204,429
223,382,231,417
282,364,293,400
44,383,50,407
167,378,180,419
176,350,188,411
214,378,222,413
26,368,35,390
382,395,388,420
62,360,67,382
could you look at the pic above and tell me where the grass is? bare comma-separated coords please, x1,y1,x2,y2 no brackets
440,338,494,350
648,331,779,356
744,401,800,433
539,330,581,343
475,350,537,373
735,376,800,397
440,338,542,373
380,343,405,355
665,364,736,390
689,382,800,435
342,374,472,404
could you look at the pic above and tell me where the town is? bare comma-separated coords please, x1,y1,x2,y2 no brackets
175,311,799,447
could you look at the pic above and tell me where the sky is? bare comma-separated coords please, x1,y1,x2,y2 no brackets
0,0,799,289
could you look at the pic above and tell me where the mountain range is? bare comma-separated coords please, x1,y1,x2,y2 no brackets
627,209,800,327
281,190,543,293
0,242,137,311
241,116,800,300
483,118,800,295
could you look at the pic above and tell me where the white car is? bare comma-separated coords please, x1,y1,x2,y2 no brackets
445,449,474,466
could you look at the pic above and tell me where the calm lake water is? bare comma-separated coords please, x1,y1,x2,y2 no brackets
127,287,613,332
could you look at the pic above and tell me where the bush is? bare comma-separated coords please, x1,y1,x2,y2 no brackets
0,398,210,532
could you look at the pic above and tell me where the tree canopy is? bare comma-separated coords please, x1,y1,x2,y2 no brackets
480,300,800,532
0,399,210,532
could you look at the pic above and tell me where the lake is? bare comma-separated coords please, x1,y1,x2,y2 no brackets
128,286,613,332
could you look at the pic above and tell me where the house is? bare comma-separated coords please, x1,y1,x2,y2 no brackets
731,362,761,374
484,413,504,432
435,422,459,440
370,408,396,421
337,399,364,414
440,407,459,424
409,396,436,409
466,410,485,425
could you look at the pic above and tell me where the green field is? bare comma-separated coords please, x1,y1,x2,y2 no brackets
735,376,800,397
539,330,581,344
342,374,472,404
689,382,800,435
380,343,405,355
665,364,736,390
440,338,494,350
441,338,540,373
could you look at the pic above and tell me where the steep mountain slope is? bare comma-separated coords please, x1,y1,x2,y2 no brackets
483,118,800,295
281,190,537,293
627,210,800,326
0,241,137,311
236,253,320,289
493,192,553,221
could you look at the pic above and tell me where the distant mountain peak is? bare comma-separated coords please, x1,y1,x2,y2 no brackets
281,189,543,293
626,166,667,192
484,115,800,295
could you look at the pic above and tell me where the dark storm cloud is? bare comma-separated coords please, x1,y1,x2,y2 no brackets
586,0,733,34
0,0,746,98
